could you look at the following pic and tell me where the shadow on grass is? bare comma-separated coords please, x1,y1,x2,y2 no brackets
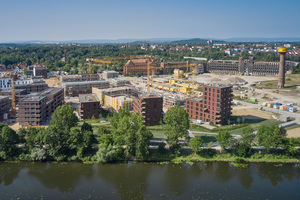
231,115,266,124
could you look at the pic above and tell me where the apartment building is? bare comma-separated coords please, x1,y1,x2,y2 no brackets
132,94,163,126
123,59,158,75
62,80,110,97
92,87,136,105
185,84,232,125
17,87,64,126
0,96,11,121
79,94,100,119
60,74,100,83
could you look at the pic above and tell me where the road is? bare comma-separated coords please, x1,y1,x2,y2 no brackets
234,100,300,120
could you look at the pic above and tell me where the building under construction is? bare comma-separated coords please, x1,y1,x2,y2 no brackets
62,80,110,97
92,87,136,105
17,87,64,126
207,57,294,75
60,74,100,83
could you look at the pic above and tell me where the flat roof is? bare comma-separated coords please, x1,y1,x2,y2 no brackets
185,97,203,102
0,96,10,100
204,83,232,88
139,93,163,99
19,95,46,102
63,80,109,85
79,93,99,103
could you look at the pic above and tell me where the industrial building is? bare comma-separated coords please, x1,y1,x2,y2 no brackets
207,57,294,76
185,84,232,125
62,80,110,97
17,87,64,126
0,96,11,121
123,59,158,75
132,94,163,126
102,71,118,79
79,94,100,119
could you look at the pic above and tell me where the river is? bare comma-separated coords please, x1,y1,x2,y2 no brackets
0,162,300,199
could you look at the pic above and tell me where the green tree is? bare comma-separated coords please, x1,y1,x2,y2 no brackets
23,68,29,76
216,130,232,150
0,126,19,159
257,125,286,149
164,106,190,154
50,105,78,132
189,136,203,154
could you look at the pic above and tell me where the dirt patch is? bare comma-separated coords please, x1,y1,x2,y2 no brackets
232,106,273,120
287,128,300,138
45,77,61,87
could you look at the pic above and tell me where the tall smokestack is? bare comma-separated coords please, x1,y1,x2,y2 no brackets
277,47,287,88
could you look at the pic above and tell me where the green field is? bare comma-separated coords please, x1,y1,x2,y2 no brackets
229,119,281,134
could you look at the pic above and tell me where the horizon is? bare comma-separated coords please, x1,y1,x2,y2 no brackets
1,0,300,43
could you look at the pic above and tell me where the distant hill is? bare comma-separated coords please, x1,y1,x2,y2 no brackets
169,38,225,45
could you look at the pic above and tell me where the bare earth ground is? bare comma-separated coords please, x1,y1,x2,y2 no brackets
232,106,273,119
287,128,300,138
45,77,61,87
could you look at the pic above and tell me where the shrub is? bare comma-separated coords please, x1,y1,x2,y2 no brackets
96,144,116,163
30,148,47,161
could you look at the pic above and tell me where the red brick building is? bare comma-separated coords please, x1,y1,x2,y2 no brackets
33,63,48,78
123,59,158,76
185,84,232,125
79,94,100,119
132,94,163,126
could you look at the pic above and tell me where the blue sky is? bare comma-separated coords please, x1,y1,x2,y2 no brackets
0,0,299,42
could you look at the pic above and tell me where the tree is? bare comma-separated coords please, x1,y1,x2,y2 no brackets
216,130,232,150
241,126,255,146
257,125,286,149
237,118,241,124
189,136,203,154
0,126,19,159
23,68,29,76
81,122,93,133
50,105,78,131
164,106,190,154
30,148,47,161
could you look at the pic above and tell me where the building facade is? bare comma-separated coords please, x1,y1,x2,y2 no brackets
185,84,232,125
0,96,11,121
79,94,100,119
132,94,163,126
102,71,118,79
62,80,110,97
207,57,294,75
123,59,158,76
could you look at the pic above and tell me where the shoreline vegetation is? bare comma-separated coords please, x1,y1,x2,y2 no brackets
1,105,300,165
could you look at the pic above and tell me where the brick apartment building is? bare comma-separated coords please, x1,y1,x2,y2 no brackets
0,96,11,121
32,63,48,78
185,84,232,125
132,94,163,126
79,94,100,119
17,87,64,126
123,59,158,76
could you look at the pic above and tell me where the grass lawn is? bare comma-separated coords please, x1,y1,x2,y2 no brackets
192,133,217,143
229,119,281,134
285,124,300,131
151,130,167,139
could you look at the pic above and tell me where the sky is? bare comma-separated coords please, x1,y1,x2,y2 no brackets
0,0,299,42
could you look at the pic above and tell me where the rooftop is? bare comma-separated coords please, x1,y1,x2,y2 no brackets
204,83,232,89
63,80,109,85
185,97,203,102
79,94,99,103
19,96,46,102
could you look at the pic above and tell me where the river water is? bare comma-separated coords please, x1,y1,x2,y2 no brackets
0,161,300,199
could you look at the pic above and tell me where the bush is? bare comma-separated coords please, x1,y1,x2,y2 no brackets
234,157,246,163
30,148,47,161
96,144,116,163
